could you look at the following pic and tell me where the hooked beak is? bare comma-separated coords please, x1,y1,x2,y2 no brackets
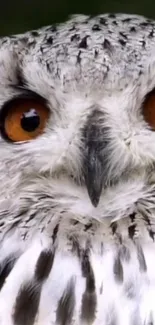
84,149,104,207
83,110,106,207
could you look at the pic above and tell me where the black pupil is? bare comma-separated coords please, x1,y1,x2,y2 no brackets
21,109,40,132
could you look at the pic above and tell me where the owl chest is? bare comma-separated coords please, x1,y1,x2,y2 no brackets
0,227,155,325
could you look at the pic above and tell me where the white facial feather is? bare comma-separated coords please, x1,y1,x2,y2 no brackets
1,13,155,325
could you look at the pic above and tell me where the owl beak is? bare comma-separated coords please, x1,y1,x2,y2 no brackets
84,149,104,207
83,109,105,207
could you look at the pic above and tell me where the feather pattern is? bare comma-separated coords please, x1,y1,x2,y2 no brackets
0,12,155,324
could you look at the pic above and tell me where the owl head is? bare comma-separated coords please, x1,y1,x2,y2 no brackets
0,14,155,241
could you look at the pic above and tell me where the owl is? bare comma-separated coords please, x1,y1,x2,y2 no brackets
1,12,155,325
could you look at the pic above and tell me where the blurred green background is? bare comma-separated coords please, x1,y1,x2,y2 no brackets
1,0,155,36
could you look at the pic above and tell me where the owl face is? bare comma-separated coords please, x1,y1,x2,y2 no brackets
0,14,155,238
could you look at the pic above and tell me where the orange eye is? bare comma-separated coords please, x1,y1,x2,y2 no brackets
1,98,50,142
143,91,155,130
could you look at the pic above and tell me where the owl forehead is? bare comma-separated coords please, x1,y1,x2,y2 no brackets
1,13,155,97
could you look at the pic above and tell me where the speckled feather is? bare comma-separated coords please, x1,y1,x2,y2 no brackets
0,13,155,325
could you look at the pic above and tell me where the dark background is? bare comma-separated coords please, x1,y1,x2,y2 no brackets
1,0,155,36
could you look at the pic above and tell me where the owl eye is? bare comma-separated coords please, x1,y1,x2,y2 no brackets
142,91,155,130
0,97,50,142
